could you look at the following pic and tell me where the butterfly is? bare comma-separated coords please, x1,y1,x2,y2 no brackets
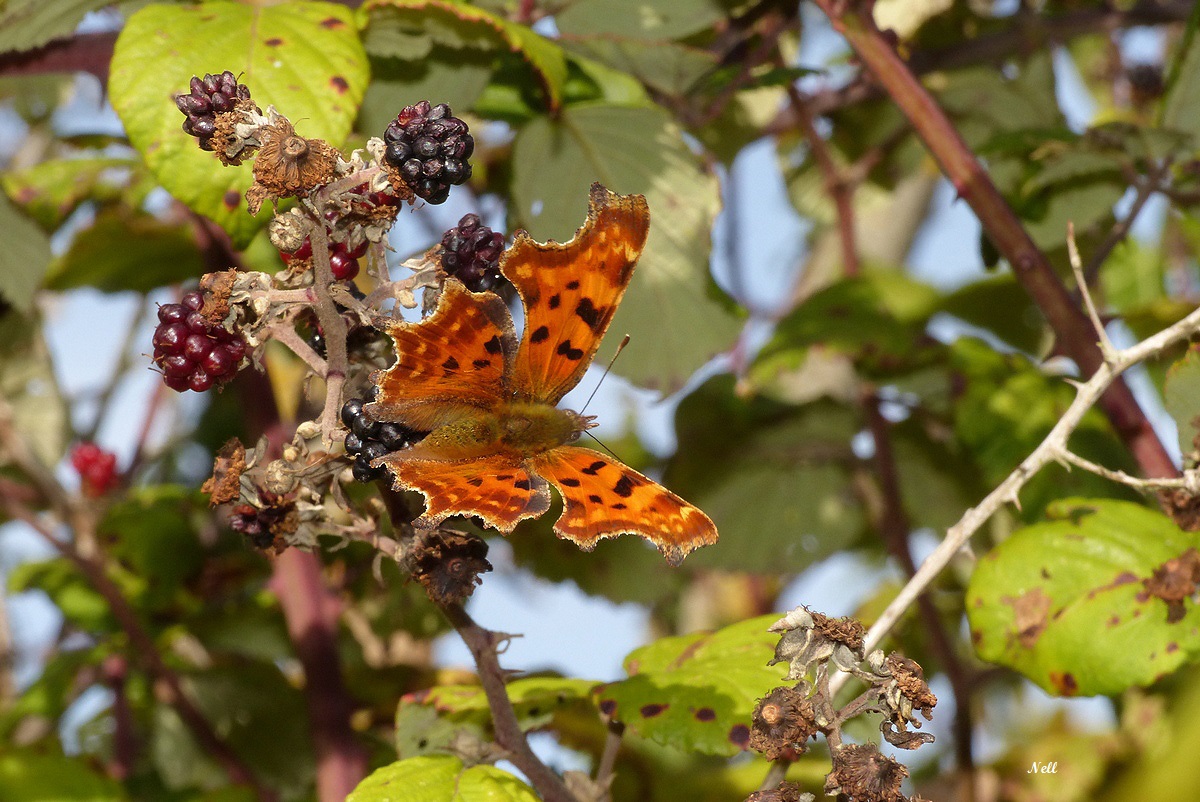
367,184,718,565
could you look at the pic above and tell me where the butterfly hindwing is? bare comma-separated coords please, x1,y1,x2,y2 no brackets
371,281,517,432
531,446,717,566
377,451,552,534
502,184,650,404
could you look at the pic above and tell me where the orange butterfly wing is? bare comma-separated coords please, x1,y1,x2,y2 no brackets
502,184,650,404
369,280,516,432
531,446,717,566
377,449,551,534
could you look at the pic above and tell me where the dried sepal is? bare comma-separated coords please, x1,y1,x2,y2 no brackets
744,781,813,802
767,606,866,681
201,438,246,506
211,96,265,165
229,494,298,553
880,654,937,737
247,119,341,214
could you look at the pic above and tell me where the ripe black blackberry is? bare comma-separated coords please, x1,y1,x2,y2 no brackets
441,214,505,292
340,396,421,482
382,101,473,204
175,71,252,151
152,291,246,392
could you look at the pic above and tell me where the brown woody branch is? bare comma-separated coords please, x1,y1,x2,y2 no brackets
812,0,1178,480
0,31,116,82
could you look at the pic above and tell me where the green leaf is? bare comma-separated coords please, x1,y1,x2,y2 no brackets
596,614,786,756
44,208,206,293
750,270,941,385
2,156,151,230
0,0,113,54
665,376,864,573
559,37,717,97
556,0,733,41
0,311,66,469
1100,238,1167,314
940,274,1045,354
1162,2,1200,142
361,0,567,111
109,1,369,248
405,676,597,729
512,103,738,391
359,49,494,136
152,663,314,795
1164,346,1200,464
967,499,1200,696
0,191,51,311
0,750,126,802
101,485,205,611
349,755,538,802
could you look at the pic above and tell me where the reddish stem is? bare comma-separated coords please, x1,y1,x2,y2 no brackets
813,0,1178,480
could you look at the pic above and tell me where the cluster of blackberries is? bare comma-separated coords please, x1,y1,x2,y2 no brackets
341,396,420,482
152,292,246,393
383,101,473,204
71,443,119,497
175,71,251,151
441,214,505,292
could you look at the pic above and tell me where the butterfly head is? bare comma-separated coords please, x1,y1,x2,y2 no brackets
564,410,598,442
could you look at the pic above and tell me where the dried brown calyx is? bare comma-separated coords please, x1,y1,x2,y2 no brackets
201,438,246,506
878,653,937,749
246,119,340,214
406,529,492,605
824,742,909,802
748,686,818,760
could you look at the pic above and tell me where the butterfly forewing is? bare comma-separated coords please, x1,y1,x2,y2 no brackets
531,446,718,566
502,184,650,405
371,281,517,432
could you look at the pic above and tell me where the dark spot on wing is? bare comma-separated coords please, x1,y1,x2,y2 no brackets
530,326,550,344
612,502,627,510
484,336,502,354
548,294,560,309
588,494,602,503
619,260,635,284
566,280,580,290
442,357,459,370
575,297,604,331
556,340,584,360
613,475,635,498
514,478,531,490
560,477,581,487
497,474,513,481
472,359,491,369
582,461,605,476
467,477,483,487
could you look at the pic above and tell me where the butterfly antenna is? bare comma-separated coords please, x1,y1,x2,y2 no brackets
579,334,630,416
584,430,623,461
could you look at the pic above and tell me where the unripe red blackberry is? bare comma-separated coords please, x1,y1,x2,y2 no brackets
152,294,246,393
71,443,119,497
175,70,252,152
383,101,474,204
441,214,505,292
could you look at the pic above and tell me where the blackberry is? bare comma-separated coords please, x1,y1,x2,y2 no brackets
441,214,505,292
71,442,118,497
382,101,474,204
152,291,246,393
175,70,252,152
340,396,422,482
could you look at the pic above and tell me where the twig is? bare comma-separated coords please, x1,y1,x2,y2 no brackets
1081,160,1172,288
267,321,330,377
306,220,350,446
757,759,791,792
1056,448,1199,492
270,548,368,801
595,720,624,801
834,298,1200,693
811,0,1179,480
437,602,575,802
1067,222,1117,362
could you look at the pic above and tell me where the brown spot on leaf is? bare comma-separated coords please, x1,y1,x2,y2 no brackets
599,699,617,717
330,75,349,94
639,703,668,718
1168,641,1179,653
694,707,716,722
729,724,751,749
320,16,344,28
1050,671,1079,696
264,37,283,46
1144,548,1200,623
1005,587,1052,648
223,190,240,209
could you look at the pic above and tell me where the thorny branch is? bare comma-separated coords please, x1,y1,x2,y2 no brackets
836,249,1200,693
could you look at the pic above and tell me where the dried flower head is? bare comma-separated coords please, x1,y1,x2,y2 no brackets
406,529,492,605
745,781,813,802
246,119,340,214
201,438,246,506
229,495,298,553
748,686,819,760
767,606,866,681
880,654,936,735
825,742,908,802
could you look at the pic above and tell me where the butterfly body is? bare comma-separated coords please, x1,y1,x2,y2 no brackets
369,185,717,564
